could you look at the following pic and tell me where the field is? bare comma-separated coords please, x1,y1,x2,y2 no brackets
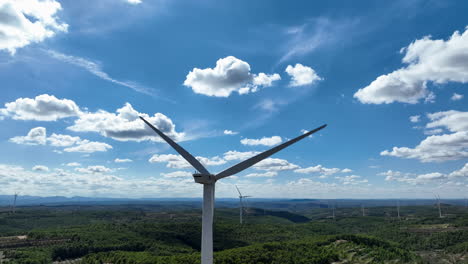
0,201,467,264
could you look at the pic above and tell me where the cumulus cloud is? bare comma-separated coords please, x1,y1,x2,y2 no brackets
382,163,468,185
0,0,68,54
285,63,322,87
223,150,259,161
336,175,368,185
223,130,238,135
64,140,112,153
47,133,81,147
382,110,468,162
409,115,420,123
126,0,142,4
0,94,80,121
75,165,113,174
241,136,282,146
244,171,278,178
10,127,112,153
253,158,300,171
68,103,185,142
449,163,468,178
451,93,464,101
294,165,350,177
9,127,46,145
149,154,226,169
115,158,133,163
354,27,468,104
252,73,281,87
66,162,81,167
161,171,192,178
294,165,340,175
183,56,280,97
32,165,49,172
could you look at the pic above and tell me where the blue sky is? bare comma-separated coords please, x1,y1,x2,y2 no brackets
1,0,468,198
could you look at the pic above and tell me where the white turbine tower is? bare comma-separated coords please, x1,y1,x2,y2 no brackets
397,199,401,220
235,185,251,225
435,194,442,218
140,117,326,264
12,192,18,214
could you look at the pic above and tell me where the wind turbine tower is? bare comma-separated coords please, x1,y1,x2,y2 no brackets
435,194,442,218
235,185,251,225
397,200,401,220
140,117,326,264
361,204,365,217
12,192,18,214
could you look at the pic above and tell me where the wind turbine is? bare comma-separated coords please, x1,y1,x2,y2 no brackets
12,192,18,214
435,194,442,218
396,199,401,220
140,116,326,264
235,185,251,225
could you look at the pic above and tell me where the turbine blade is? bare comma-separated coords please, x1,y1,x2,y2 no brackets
215,124,326,180
235,185,242,196
140,116,210,175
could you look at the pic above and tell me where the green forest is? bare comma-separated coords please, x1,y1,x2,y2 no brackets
0,203,467,263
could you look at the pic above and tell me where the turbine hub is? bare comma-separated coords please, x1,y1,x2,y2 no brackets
193,174,216,184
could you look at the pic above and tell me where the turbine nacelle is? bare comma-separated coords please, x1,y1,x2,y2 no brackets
193,174,216,184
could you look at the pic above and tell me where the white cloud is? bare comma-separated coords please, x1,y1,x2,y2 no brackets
294,165,342,176
0,0,68,54
342,168,353,173
183,56,280,97
409,115,420,123
223,150,259,161
354,27,468,104
451,93,464,101
253,158,300,171
285,63,322,87
126,0,142,4
381,132,468,162
9,127,46,145
426,110,468,132
252,73,281,87
381,163,468,185
382,110,468,162
66,162,81,167
381,110,468,162
336,175,368,185
241,136,282,146
0,94,80,121
47,50,153,95
423,128,443,135
32,165,49,172
75,165,113,174
63,140,112,153
47,133,81,147
449,163,468,178
68,103,186,142
10,127,112,153
149,154,226,169
416,172,446,180
115,158,133,163
244,171,278,178
223,130,238,135
161,171,192,178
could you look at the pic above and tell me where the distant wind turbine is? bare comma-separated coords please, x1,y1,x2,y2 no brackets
435,194,442,218
140,116,326,264
235,185,251,225
361,204,365,217
397,199,401,220
12,192,18,214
